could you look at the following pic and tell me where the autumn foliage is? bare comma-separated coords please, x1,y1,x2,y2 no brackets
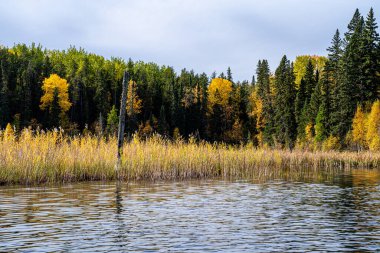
349,100,380,151
40,74,72,113
207,78,233,109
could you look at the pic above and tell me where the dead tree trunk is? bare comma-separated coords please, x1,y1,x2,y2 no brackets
116,71,129,175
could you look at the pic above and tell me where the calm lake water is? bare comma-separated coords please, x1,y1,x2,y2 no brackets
1,169,380,252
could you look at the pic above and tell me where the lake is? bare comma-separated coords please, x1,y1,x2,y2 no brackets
1,169,380,252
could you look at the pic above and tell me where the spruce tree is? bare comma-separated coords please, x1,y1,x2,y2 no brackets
314,100,329,143
303,59,316,100
308,80,322,127
226,67,233,82
317,69,332,141
331,10,364,140
0,59,10,127
295,78,306,125
328,30,344,65
158,105,169,135
361,7,380,102
295,58,317,141
273,56,296,148
255,59,274,145
251,75,256,86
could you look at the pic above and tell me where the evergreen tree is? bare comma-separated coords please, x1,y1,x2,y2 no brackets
331,10,364,140
308,80,322,126
273,56,296,148
0,57,10,127
158,105,169,135
316,69,332,141
294,58,317,141
251,75,256,86
255,59,274,145
361,8,380,102
314,104,329,143
226,67,233,82
303,59,316,100
295,78,306,126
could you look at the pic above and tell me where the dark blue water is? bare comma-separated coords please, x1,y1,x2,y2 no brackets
1,169,380,252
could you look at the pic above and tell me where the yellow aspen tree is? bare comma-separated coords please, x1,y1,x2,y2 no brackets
249,89,264,145
126,80,142,117
293,55,327,87
305,122,314,143
322,135,340,151
207,78,233,109
3,123,15,142
366,100,380,151
351,105,367,149
40,74,72,113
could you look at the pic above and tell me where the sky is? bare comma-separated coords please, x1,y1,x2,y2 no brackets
0,0,379,81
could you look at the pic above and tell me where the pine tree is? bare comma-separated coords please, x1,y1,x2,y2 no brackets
251,75,256,86
0,64,10,128
317,69,332,141
361,8,380,102
304,59,316,100
326,30,343,128
314,104,328,143
226,67,233,82
328,30,344,65
273,55,296,148
255,59,274,145
295,58,317,141
331,10,364,140
158,105,169,136
308,80,322,127
344,12,364,103
295,78,306,126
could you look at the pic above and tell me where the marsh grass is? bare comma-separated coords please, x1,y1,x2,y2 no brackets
0,129,379,185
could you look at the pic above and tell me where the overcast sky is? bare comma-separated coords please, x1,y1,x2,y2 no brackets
0,0,379,81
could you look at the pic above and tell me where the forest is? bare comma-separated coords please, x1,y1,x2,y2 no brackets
0,8,379,151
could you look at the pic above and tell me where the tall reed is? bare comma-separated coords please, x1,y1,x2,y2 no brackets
0,129,379,185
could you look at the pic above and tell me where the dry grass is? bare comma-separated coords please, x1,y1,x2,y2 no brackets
0,129,380,185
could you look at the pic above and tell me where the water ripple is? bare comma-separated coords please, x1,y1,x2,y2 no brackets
1,170,380,252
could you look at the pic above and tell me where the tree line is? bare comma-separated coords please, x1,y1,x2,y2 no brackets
0,8,379,150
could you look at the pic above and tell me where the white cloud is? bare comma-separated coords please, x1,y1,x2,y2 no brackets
0,0,378,80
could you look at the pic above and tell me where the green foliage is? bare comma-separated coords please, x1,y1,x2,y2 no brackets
0,7,379,150
360,7,380,103
254,60,274,145
273,55,296,149
107,105,119,134
314,105,328,142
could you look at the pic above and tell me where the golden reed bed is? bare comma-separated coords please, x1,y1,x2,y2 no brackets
0,129,379,185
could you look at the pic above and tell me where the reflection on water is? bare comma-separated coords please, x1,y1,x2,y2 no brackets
1,169,380,252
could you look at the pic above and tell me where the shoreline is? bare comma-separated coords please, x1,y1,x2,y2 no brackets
1,131,379,186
